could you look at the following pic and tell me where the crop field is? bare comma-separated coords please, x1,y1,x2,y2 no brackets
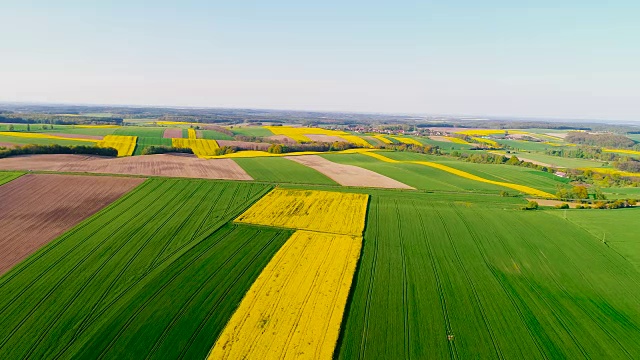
235,188,368,235
287,155,413,189
232,157,338,185
495,139,559,151
172,138,219,157
0,131,97,145
113,127,165,138
188,128,197,139
97,135,137,156
210,230,361,359
499,151,611,169
0,171,22,186
322,153,508,193
201,129,235,140
132,137,172,155
388,135,423,146
0,179,276,359
420,137,474,150
362,152,555,197
339,191,640,359
229,126,274,137
372,134,393,144
556,207,640,270
0,174,144,275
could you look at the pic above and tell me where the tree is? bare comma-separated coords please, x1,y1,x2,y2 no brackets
8,124,14,131
571,185,589,199
506,155,521,165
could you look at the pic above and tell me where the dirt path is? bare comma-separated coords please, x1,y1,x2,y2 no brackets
286,155,413,189
0,174,144,275
163,128,183,138
0,154,253,180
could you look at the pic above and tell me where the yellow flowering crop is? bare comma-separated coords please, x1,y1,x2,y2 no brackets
442,136,471,144
338,135,373,148
208,230,361,360
235,188,368,236
362,151,555,198
603,148,640,156
187,128,197,139
264,126,369,147
97,135,137,156
471,137,500,148
389,136,423,146
74,125,121,128
372,134,393,144
0,131,97,143
171,138,219,157
579,167,640,178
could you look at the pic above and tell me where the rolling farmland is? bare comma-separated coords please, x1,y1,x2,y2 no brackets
0,179,274,359
339,191,640,359
232,157,338,185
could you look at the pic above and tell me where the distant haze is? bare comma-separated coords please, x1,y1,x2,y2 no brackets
1,1,639,121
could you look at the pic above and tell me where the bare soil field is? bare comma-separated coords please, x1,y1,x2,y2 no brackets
267,135,296,143
196,130,203,139
163,128,183,138
50,133,104,140
546,132,568,139
0,154,253,180
286,155,414,189
0,174,144,275
305,134,347,143
217,140,270,150
0,142,18,148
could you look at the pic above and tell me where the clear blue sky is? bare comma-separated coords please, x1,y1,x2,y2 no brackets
1,1,639,120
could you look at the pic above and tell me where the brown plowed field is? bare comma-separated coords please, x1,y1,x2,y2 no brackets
0,174,144,275
0,142,18,148
163,128,183,138
286,155,414,189
217,140,270,150
0,154,253,180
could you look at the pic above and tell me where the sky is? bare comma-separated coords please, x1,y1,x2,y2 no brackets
1,1,639,121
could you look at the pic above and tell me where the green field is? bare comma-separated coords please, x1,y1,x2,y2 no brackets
496,139,560,151
228,126,273,137
504,152,611,169
0,172,22,185
421,137,474,151
0,134,93,147
0,179,274,359
133,137,173,155
339,191,640,359
383,152,569,194
556,207,640,270
233,157,338,185
114,127,166,137
201,129,234,140
323,153,507,193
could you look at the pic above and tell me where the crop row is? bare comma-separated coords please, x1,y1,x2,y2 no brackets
0,179,272,359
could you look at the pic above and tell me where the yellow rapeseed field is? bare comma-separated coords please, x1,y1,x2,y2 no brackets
372,134,393,144
200,148,375,159
0,131,97,143
443,136,471,144
264,126,372,148
603,148,640,156
97,135,137,156
471,137,500,148
579,167,640,178
172,138,219,157
362,151,555,198
388,136,423,146
235,188,368,236
338,135,373,148
208,230,362,360
187,128,197,139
